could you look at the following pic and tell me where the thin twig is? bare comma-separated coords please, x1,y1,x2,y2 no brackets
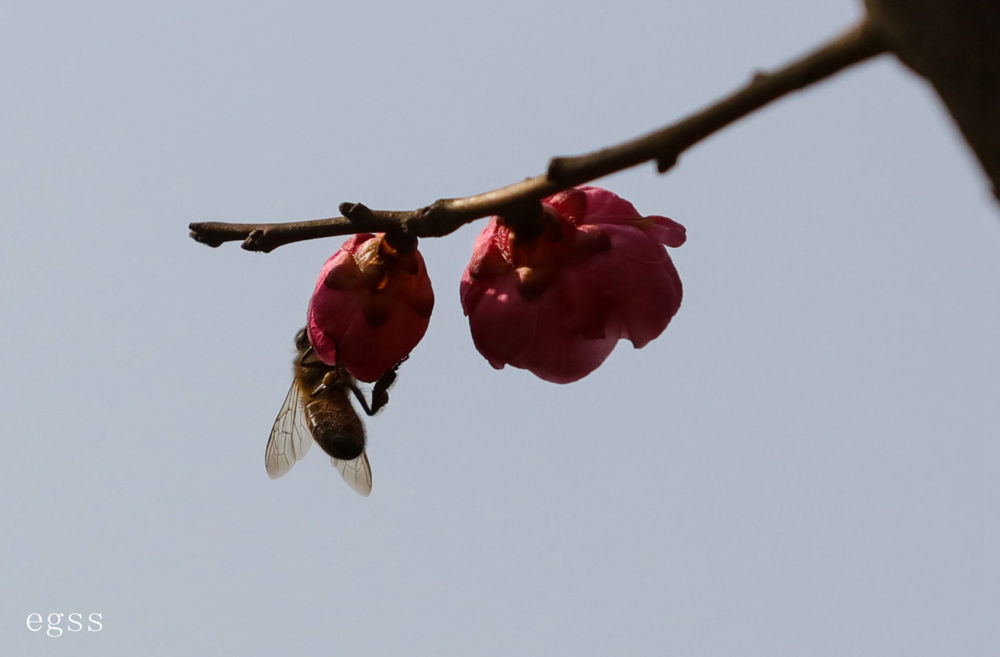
189,18,886,253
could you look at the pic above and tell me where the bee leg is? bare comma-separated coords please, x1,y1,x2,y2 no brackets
362,356,408,416
367,372,395,415
345,381,375,415
342,358,406,417
343,379,387,417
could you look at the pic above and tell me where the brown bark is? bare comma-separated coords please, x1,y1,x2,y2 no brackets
866,0,1000,200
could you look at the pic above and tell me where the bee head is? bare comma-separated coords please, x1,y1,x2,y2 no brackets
294,327,310,351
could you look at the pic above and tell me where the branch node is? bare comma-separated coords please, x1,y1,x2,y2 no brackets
340,202,374,222
656,153,679,173
383,229,418,253
189,223,223,248
414,200,447,231
497,198,544,242
242,229,267,252
546,157,570,185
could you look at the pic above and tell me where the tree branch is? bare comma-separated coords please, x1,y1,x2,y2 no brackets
189,18,886,253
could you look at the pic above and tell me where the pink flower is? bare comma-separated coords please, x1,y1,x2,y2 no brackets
308,233,434,382
460,186,685,383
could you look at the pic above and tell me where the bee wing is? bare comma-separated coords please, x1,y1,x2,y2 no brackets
265,381,313,478
332,451,372,497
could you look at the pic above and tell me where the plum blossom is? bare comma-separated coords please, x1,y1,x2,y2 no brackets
308,233,434,382
460,186,685,383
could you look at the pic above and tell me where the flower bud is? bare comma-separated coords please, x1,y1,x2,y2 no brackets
460,186,685,383
308,233,434,382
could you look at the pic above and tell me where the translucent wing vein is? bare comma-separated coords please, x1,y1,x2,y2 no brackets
265,381,313,478
333,452,373,496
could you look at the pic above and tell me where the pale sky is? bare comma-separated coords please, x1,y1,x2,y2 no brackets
2,1,997,655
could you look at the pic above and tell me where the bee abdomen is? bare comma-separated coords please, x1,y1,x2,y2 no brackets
304,397,366,460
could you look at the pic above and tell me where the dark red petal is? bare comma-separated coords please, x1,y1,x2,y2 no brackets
642,215,687,247
465,274,538,368
572,186,641,225
567,224,683,348
544,187,588,224
508,292,617,383
338,305,431,381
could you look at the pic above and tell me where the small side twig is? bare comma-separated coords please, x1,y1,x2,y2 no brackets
189,18,885,253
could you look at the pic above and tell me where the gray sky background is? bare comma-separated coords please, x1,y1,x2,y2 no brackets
2,1,997,655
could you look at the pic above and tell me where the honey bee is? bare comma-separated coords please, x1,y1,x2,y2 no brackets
265,328,401,496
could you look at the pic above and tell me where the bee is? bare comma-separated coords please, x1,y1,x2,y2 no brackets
265,328,401,496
